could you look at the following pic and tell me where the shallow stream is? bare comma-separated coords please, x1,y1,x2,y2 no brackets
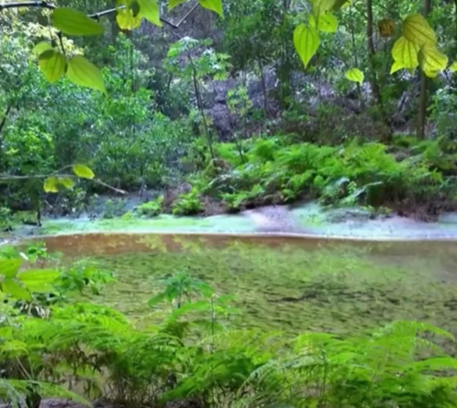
38,233,457,336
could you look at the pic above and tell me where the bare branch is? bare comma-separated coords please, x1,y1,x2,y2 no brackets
0,1,199,28
0,1,55,11
0,173,127,195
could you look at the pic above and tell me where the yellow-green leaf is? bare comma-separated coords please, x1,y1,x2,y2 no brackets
116,8,142,30
294,24,320,69
421,45,448,78
345,68,364,84
390,61,405,74
138,0,162,26
169,0,188,9
33,41,53,56
73,164,95,179
51,8,104,36
449,62,457,72
402,13,437,47
310,13,338,33
59,177,75,189
199,0,223,16
38,50,66,83
311,0,336,16
0,259,22,279
1,280,31,301
67,55,106,93
44,177,60,193
390,36,420,73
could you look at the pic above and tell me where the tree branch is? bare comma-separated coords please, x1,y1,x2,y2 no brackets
0,173,127,194
0,1,198,29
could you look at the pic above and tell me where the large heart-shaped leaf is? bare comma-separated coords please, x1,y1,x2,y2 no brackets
38,50,66,83
294,24,320,68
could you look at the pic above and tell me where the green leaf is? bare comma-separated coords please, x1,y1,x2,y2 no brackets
309,13,338,33
116,8,142,30
51,8,104,36
66,55,106,93
73,164,95,179
59,177,75,189
390,36,420,73
0,259,22,279
198,0,223,16
18,269,61,293
402,14,436,47
169,0,188,9
449,62,457,72
33,42,53,56
44,177,60,193
421,45,448,78
38,50,66,83
345,68,364,84
311,0,336,17
294,24,319,68
1,279,31,301
138,0,162,26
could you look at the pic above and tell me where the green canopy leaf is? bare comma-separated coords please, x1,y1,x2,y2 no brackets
391,36,420,74
59,177,75,189
402,14,436,47
66,55,106,94
51,8,104,36
116,8,142,29
345,68,364,84
73,164,95,179
0,259,22,279
294,24,319,68
1,279,31,301
310,13,338,33
38,50,66,83
44,177,60,193
199,0,223,16
138,0,162,26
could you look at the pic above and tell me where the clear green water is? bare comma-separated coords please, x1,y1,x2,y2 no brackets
55,234,457,336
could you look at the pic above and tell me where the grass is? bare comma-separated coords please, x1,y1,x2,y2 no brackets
71,237,457,337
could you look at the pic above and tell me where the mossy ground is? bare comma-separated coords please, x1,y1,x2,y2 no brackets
69,236,457,336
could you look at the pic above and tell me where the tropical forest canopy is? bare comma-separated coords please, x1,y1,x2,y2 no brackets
1,0,457,222
3,2,457,408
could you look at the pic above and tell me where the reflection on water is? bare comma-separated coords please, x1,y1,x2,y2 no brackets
36,233,457,335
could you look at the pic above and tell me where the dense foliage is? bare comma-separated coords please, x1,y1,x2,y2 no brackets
1,0,457,225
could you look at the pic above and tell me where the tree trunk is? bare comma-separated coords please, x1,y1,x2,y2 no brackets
417,0,432,139
366,0,389,140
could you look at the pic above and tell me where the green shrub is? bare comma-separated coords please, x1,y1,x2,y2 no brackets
172,189,204,215
136,196,164,217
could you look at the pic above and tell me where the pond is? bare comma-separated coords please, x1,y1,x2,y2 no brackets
37,233,457,336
